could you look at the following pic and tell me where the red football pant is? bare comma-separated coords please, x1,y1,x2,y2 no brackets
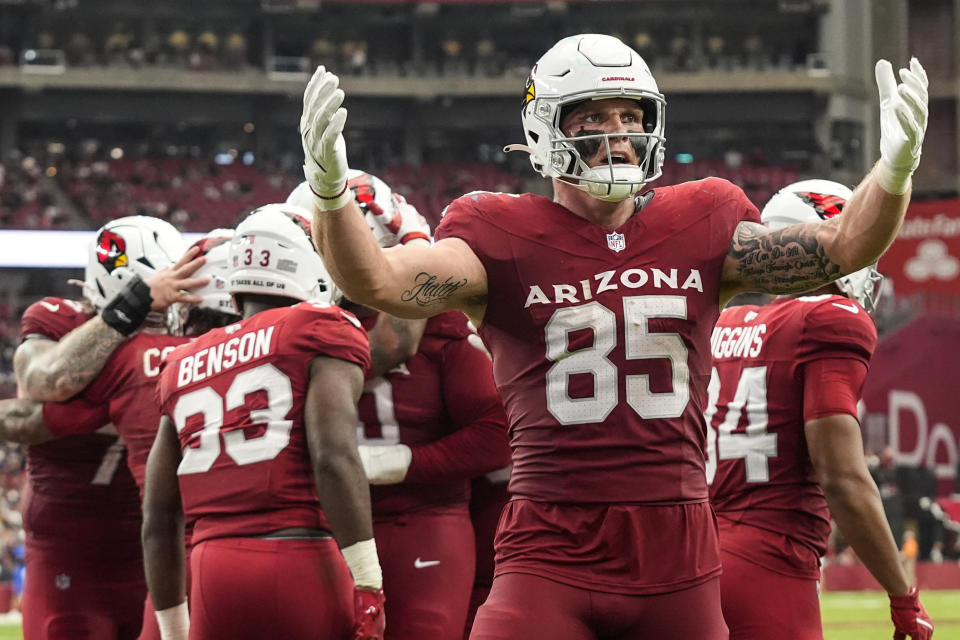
21,539,145,640
188,537,354,640
470,572,728,640
375,510,475,640
720,549,823,640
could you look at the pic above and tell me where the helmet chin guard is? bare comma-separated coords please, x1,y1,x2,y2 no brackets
508,34,666,203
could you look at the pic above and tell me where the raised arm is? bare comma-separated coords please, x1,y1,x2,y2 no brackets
720,59,928,303
14,249,207,402
299,66,487,322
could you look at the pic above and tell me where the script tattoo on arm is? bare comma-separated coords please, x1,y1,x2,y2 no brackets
729,221,842,294
400,272,468,308
20,318,127,402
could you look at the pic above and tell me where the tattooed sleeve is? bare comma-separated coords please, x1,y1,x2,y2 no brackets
18,318,127,402
728,221,843,294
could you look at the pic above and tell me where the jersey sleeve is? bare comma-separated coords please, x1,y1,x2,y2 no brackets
288,304,371,372
42,397,110,437
434,192,493,256
424,311,473,341
802,357,869,422
796,298,878,367
19,298,90,342
403,333,511,484
704,178,762,257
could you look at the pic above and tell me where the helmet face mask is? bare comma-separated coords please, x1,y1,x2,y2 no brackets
513,34,667,203
229,203,335,309
761,179,884,313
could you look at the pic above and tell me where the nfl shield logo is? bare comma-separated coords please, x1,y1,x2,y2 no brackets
606,232,626,253
55,573,70,590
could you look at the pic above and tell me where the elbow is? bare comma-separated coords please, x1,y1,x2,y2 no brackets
22,371,73,403
820,473,876,507
141,504,183,547
313,446,364,484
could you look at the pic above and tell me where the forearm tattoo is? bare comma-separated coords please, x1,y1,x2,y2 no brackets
30,318,126,399
400,272,468,307
729,221,842,294
0,399,42,435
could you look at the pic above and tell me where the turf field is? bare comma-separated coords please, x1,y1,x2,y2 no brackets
821,590,959,639
0,591,955,639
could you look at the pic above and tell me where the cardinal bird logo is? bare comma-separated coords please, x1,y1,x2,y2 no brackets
523,74,536,108
796,192,846,220
96,229,128,273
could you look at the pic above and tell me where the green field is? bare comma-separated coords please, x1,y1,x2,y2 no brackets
822,590,960,640
0,591,955,639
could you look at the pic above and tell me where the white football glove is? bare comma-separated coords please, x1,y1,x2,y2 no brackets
300,66,352,211
357,444,412,485
875,57,929,195
365,194,431,248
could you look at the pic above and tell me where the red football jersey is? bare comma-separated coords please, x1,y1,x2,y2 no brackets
707,294,877,577
43,332,191,495
156,302,370,545
18,297,142,542
357,311,510,517
434,180,759,504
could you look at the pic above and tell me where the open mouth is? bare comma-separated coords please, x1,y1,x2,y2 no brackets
608,152,633,165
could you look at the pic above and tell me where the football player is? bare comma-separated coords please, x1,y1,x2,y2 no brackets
356,309,510,640
708,180,934,640
302,33,928,638
299,170,512,639
11,215,206,640
0,230,239,640
143,204,383,640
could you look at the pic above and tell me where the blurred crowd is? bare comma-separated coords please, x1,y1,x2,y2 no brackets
1,23,815,77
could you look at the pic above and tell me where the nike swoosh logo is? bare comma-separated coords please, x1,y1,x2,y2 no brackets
39,301,60,313
413,558,440,569
831,302,860,314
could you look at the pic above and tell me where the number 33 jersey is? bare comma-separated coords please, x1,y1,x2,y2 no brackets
707,295,877,575
434,179,760,504
156,302,370,544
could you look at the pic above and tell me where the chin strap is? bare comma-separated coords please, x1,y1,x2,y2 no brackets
503,143,535,155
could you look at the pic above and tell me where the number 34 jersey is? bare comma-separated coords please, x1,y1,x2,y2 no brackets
156,302,370,545
434,179,760,504
707,295,877,574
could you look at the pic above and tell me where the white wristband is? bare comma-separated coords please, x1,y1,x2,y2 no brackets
155,600,189,640
342,538,383,590
874,159,913,196
311,182,353,212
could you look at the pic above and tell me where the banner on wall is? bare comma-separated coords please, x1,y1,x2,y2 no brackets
860,316,959,496
879,198,960,297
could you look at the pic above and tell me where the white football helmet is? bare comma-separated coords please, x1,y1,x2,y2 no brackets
168,229,240,334
762,179,884,313
287,169,415,248
83,215,186,311
507,34,666,203
229,203,335,305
